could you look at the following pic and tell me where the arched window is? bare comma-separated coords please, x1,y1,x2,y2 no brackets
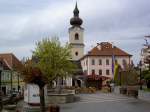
75,33,79,40
75,51,78,56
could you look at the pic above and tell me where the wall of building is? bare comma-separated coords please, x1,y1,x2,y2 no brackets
81,56,131,78
141,46,150,70
69,27,84,61
115,56,131,69
69,27,84,44
71,45,84,61
1,70,24,95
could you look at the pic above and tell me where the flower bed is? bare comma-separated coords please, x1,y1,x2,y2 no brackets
75,87,97,94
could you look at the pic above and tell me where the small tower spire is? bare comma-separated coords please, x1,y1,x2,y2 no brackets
70,2,83,26
74,2,79,17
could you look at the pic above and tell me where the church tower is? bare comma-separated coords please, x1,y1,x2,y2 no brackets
69,3,84,61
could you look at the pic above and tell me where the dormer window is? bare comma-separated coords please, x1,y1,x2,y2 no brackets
75,33,79,40
97,45,101,50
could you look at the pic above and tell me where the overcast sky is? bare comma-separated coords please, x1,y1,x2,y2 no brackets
0,0,150,64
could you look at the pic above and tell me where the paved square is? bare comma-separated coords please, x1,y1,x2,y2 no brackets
60,92,150,112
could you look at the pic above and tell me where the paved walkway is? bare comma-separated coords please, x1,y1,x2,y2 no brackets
78,92,135,104
139,90,150,102
60,92,150,112
2,91,150,112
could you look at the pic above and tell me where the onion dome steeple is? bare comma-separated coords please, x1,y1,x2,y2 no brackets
70,2,83,26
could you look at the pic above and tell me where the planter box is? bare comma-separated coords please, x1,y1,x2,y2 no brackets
4,104,16,110
46,93,75,104
120,87,127,94
127,86,139,98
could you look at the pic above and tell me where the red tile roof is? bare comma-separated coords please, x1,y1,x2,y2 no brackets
80,42,132,60
0,53,22,70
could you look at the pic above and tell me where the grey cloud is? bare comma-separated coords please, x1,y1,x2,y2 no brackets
0,0,149,64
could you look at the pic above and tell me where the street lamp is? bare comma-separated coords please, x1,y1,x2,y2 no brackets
0,60,3,111
139,61,142,90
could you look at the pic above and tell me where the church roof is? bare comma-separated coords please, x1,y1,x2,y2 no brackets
80,42,132,60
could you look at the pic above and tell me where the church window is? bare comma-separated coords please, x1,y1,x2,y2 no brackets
75,33,79,40
75,51,78,56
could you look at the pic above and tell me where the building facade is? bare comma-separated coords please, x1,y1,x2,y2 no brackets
80,42,132,88
66,3,132,88
141,37,150,70
69,3,84,61
63,3,85,87
0,53,24,95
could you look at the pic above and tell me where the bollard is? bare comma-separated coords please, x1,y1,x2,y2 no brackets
48,104,60,112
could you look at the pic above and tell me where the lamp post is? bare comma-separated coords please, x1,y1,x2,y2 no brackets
0,60,3,111
139,61,142,90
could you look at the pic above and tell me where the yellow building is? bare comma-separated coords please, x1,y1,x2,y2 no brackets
0,53,24,95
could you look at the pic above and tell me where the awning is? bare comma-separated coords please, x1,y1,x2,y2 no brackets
86,74,111,81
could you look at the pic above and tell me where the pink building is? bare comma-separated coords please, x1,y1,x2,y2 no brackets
80,42,132,89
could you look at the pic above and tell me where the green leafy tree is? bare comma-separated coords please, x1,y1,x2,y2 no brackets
33,37,76,90
114,60,138,86
142,70,150,88
21,37,76,111
21,59,47,112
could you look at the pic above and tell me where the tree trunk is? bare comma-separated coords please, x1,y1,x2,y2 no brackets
40,87,45,112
